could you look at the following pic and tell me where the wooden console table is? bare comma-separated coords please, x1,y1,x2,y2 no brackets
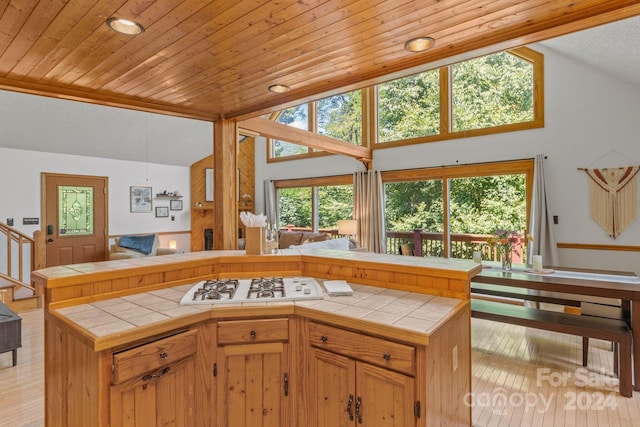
0,302,21,366
472,266,640,393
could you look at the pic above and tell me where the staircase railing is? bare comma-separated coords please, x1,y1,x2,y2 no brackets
0,221,41,306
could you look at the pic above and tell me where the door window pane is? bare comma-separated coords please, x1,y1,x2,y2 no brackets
384,180,444,256
448,174,527,260
59,186,94,236
317,184,354,229
278,187,312,228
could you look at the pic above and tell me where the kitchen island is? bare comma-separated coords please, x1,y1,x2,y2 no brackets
33,250,480,427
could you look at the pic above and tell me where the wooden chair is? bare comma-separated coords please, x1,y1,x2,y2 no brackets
399,243,414,256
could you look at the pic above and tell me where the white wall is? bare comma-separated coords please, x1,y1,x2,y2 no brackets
254,45,640,273
0,146,193,251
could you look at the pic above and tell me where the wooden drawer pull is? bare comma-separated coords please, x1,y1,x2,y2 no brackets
160,351,168,359
250,330,257,338
383,353,391,361
320,335,328,343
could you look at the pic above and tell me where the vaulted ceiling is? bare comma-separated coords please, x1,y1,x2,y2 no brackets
1,0,639,123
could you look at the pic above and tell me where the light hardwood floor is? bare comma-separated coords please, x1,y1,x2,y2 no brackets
2,309,640,427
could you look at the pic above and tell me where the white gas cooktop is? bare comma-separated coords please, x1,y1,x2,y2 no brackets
180,276,324,305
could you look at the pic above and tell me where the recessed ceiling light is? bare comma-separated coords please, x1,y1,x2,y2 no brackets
404,37,436,52
268,84,290,93
106,17,145,35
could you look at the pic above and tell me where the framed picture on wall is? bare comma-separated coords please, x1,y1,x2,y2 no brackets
205,168,214,201
155,206,169,218
130,186,152,213
170,200,182,211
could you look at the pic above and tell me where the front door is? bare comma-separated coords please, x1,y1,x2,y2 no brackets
43,173,108,267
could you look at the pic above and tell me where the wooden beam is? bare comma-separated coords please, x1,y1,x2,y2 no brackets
239,117,372,164
213,119,238,250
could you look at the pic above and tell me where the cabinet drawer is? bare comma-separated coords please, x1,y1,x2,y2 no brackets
309,322,415,375
218,318,289,345
112,329,197,384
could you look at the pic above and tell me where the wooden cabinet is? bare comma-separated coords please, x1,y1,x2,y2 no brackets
110,330,197,427
308,322,417,427
216,318,291,427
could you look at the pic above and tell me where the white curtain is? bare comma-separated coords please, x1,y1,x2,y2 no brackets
263,180,277,226
528,154,559,266
353,171,386,253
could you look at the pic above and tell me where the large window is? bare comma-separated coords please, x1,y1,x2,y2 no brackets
376,47,541,146
382,160,533,260
268,47,543,160
270,91,363,160
275,176,353,232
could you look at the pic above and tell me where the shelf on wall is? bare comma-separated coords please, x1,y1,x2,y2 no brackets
156,193,183,199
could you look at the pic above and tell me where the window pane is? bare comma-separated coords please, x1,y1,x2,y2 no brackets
317,184,354,229
452,52,534,132
317,91,362,145
59,186,94,236
278,187,312,228
448,174,527,260
377,70,440,143
273,104,309,158
384,180,443,255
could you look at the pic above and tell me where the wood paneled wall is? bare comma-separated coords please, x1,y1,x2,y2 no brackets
190,137,255,252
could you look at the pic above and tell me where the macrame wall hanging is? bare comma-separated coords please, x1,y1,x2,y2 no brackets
579,150,640,239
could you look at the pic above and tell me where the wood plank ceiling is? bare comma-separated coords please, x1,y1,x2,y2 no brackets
0,0,639,122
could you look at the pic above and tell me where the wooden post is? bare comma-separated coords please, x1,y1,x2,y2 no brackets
413,229,423,257
213,118,238,250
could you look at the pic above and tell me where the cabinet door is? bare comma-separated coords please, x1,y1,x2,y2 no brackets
355,362,415,427
110,356,195,427
217,342,289,427
310,348,356,427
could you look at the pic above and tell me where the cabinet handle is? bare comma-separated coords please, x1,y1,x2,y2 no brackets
383,353,391,361
283,372,289,396
142,366,171,381
159,351,168,359
320,335,328,343
355,395,363,424
250,330,257,338
346,394,354,420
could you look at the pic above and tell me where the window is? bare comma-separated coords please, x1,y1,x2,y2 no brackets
272,104,310,158
451,51,534,132
378,69,440,142
275,176,353,232
376,48,541,146
268,47,543,158
382,160,533,260
268,90,365,161
317,90,362,145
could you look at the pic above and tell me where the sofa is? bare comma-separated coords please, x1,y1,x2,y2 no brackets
109,234,182,260
277,230,331,249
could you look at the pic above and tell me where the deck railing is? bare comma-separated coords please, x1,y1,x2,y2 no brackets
283,225,526,262
0,222,40,304
385,229,525,262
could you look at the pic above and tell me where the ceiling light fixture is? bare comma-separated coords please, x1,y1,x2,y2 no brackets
106,17,145,35
268,84,290,93
404,37,436,52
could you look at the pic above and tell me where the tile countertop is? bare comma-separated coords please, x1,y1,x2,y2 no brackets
54,279,467,350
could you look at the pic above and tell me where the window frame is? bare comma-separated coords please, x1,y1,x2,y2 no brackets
266,47,544,160
381,159,534,258
274,175,354,231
